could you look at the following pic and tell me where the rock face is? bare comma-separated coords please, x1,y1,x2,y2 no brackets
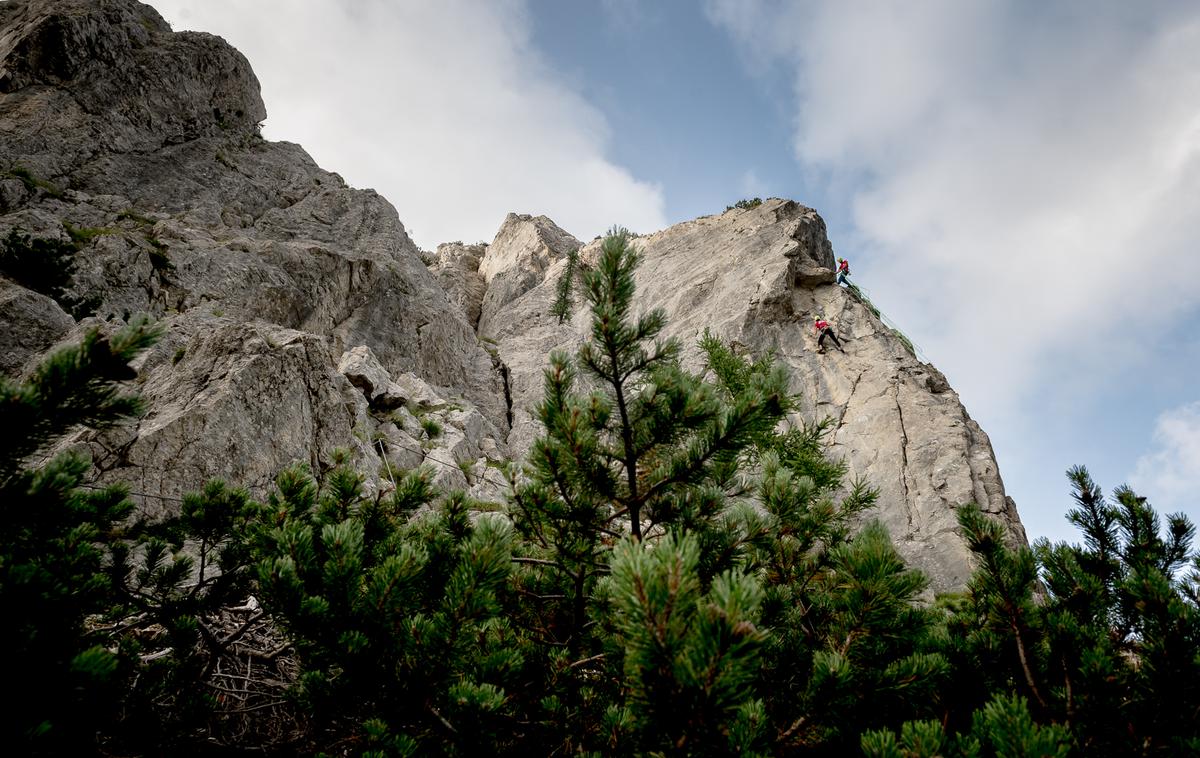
428,242,487,327
476,213,580,336
1,0,511,506
482,201,1027,591
0,0,1028,593
0,278,74,374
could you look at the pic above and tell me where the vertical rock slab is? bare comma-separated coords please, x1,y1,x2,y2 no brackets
477,213,580,337
72,315,376,518
428,242,487,328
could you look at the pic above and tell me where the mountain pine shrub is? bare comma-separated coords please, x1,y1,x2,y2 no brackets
7,228,1196,756
549,246,579,324
872,467,1200,754
254,459,523,754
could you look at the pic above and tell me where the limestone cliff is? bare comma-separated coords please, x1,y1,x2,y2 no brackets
0,0,1027,591
0,0,509,510
467,203,1027,589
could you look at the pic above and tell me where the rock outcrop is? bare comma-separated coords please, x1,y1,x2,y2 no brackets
476,213,580,336
480,202,1027,591
0,277,74,374
428,242,487,328
1,0,510,506
0,0,1028,593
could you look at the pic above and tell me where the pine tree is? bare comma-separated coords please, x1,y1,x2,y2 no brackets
506,227,791,752
0,227,79,306
605,532,768,755
861,693,1071,758
566,227,788,541
549,246,579,324
1037,467,1200,753
0,318,158,751
699,330,851,492
878,468,1200,754
105,477,267,750
694,336,950,752
0,318,279,753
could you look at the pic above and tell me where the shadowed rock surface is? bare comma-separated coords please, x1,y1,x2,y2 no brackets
0,0,1027,592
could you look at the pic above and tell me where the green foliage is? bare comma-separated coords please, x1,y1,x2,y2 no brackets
7,222,1197,756
607,532,768,755
0,227,102,318
694,335,938,751
421,416,443,439
877,469,1200,754
0,318,283,753
6,165,66,198
456,456,475,484
0,319,155,750
107,479,267,748
694,336,935,750
62,221,114,245
549,246,580,324
727,197,763,211
503,228,933,754
0,318,158,479
255,463,522,753
502,228,807,752
861,693,1070,757
564,227,788,540
699,330,849,491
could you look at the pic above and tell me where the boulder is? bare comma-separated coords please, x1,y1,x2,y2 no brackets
338,345,392,405
0,277,75,376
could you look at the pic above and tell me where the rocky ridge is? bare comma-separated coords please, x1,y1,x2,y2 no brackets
0,0,1026,591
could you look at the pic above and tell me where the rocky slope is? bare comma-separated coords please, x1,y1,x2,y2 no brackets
0,0,1026,591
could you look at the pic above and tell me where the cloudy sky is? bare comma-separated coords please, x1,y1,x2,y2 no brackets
152,0,1200,545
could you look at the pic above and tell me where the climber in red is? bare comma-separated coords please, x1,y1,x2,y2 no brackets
836,257,850,287
814,316,845,353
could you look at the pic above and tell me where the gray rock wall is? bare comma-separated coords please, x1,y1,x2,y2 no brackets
481,200,1028,591
1,0,508,506
0,0,1028,593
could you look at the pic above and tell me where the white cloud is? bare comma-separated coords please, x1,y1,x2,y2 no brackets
738,169,768,199
1131,401,1200,514
600,0,648,33
152,0,667,248
705,1,1200,419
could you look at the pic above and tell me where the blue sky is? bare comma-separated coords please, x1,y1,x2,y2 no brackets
153,0,1200,547
529,1,802,227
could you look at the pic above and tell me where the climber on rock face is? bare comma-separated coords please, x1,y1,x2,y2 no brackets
814,316,845,354
836,257,851,287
